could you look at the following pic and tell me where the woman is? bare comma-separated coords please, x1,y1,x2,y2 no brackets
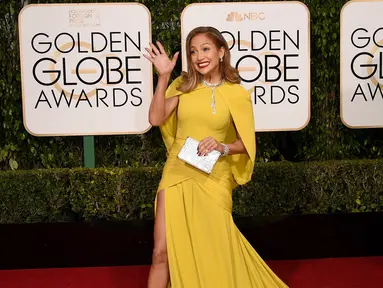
144,26,288,288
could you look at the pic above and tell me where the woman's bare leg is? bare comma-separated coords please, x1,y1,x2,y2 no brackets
148,189,170,288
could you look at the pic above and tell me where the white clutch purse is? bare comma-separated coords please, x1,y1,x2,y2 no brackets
177,137,221,174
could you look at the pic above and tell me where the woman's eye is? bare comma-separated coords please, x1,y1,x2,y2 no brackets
203,47,210,52
190,50,196,55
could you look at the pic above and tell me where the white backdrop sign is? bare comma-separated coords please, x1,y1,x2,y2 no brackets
340,0,383,128
181,2,310,132
19,3,152,136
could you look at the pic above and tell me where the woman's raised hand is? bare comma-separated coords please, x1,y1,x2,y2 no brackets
144,41,179,76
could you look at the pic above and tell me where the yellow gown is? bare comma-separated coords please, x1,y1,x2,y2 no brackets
156,77,288,288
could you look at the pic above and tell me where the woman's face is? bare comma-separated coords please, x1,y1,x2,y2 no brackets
189,33,224,77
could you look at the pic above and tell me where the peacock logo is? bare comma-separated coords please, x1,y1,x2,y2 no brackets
226,12,243,22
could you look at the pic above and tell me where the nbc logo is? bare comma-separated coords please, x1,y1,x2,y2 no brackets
226,12,266,21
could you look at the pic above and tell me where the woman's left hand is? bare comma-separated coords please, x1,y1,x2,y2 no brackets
198,136,224,156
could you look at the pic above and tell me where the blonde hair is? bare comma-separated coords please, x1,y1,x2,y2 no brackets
177,26,241,93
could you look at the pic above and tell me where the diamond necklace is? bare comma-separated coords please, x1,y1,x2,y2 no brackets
202,79,223,114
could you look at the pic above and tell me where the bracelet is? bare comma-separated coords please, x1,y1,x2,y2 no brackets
221,143,230,156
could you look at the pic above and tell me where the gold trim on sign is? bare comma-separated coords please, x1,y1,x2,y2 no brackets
18,3,153,137
339,0,383,129
180,1,311,132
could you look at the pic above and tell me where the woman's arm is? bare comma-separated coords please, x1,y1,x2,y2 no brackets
149,74,179,126
144,41,179,126
197,135,247,156
223,137,246,155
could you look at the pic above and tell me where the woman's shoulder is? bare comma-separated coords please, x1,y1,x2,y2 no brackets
223,82,251,98
165,76,184,99
170,75,184,86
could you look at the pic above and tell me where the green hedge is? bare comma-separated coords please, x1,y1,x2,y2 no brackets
1,159,383,223
1,0,383,171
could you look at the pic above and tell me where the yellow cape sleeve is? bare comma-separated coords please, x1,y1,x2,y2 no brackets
221,84,256,186
159,76,183,154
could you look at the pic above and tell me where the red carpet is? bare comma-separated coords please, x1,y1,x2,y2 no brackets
1,257,383,288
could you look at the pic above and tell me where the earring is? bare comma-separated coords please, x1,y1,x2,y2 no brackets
220,57,223,62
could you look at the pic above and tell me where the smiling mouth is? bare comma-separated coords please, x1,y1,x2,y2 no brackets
197,61,210,69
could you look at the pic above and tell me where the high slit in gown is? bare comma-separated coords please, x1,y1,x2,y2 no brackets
155,77,288,288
